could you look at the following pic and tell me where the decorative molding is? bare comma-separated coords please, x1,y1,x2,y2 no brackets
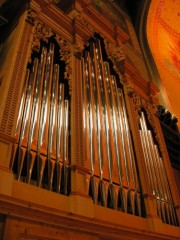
76,14,95,34
29,20,72,94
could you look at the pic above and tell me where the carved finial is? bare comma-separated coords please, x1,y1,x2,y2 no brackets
104,38,125,75
55,36,72,95
121,74,134,97
26,8,37,26
73,42,85,58
31,21,54,52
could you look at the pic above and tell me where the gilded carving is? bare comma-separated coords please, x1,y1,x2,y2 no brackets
120,74,134,97
73,42,85,58
104,38,125,75
129,84,160,146
29,21,72,94
140,99,163,154
132,92,142,114
104,39,125,62
26,10,36,25
55,36,72,94
32,21,54,52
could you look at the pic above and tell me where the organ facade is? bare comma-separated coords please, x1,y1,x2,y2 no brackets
0,0,179,239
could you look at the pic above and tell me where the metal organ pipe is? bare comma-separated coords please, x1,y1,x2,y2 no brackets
62,99,69,195
56,83,64,193
139,111,178,225
82,52,97,203
119,89,141,215
37,43,54,187
17,58,39,181
15,69,30,139
109,75,126,211
13,42,70,196
47,64,59,190
140,112,163,219
26,47,47,184
90,41,107,206
82,38,141,214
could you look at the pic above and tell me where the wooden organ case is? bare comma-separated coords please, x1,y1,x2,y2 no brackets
0,0,180,239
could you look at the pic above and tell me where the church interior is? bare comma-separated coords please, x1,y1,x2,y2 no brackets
0,0,180,239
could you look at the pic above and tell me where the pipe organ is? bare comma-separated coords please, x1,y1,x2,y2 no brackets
11,34,179,227
1,0,180,238
81,37,143,215
10,30,180,229
12,41,70,195
139,111,178,226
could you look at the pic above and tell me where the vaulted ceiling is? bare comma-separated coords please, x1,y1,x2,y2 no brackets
144,0,180,127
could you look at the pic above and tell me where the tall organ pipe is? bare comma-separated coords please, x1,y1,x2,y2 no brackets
90,41,106,206
95,40,117,209
61,99,69,195
158,153,178,225
26,47,47,183
114,85,132,213
140,114,157,194
147,130,166,222
83,52,97,203
109,75,126,211
47,64,59,190
15,69,30,138
140,112,162,218
56,83,64,193
139,111,178,225
37,43,54,187
11,69,29,171
95,40,113,187
119,89,141,215
103,61,121,209
153,145,171,223
17,58,39,180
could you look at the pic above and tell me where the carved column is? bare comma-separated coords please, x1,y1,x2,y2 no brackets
68,38,94,218
67,6,94,200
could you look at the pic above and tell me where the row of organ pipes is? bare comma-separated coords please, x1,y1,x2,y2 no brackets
139,111,178,225
81,39,142,215
81,38,178,225
11,37,178,225
12,43,70,195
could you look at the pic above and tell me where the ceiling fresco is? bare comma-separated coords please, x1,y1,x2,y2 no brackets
147,0,180,126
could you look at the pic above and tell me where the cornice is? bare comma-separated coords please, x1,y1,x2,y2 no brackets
82,4,129,44
124,62,159,102
31,0,73,42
